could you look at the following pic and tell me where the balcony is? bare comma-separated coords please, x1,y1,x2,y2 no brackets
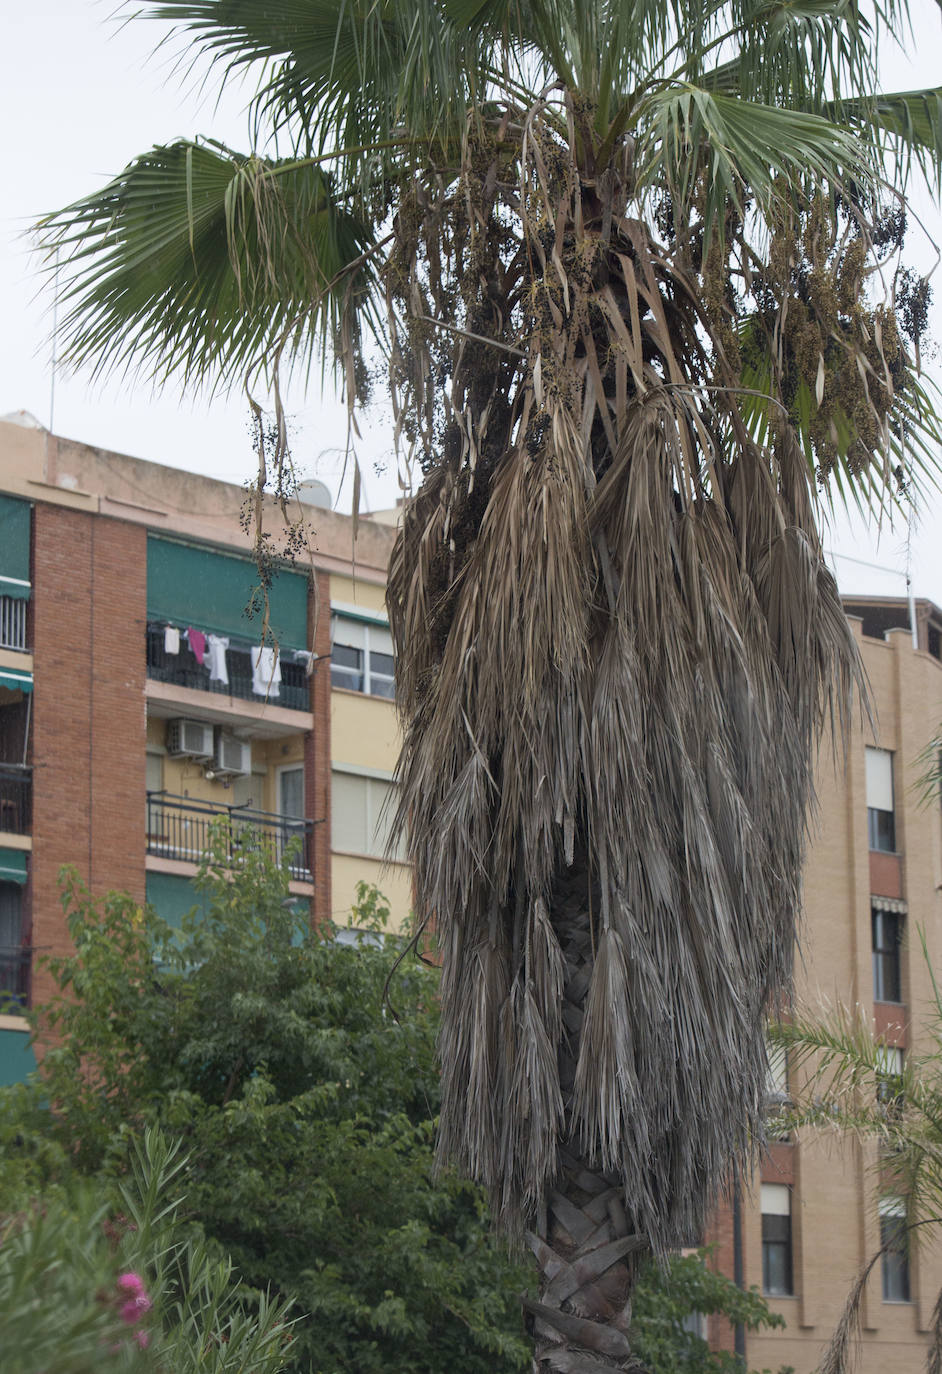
146,792,312,880
0,597,28,653
0,764,31,835
146,626,310,712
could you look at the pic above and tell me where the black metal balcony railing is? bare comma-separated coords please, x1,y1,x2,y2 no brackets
0,945,31,1009
146,791,312,880
146,626,310,712
0,596,28,653
0,764,31,835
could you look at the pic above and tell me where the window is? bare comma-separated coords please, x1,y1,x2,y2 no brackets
766,1041,789,1104
761,1184,793,1296
877,1045,904,1112
331,770,406,861
880,1198,910,1302
872,907,903,1003
866,747,896,852
330,617,395,699
0,880,26,1005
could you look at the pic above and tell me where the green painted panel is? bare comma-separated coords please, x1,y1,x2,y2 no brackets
145,871,208,929
0,495,31,598
146,535,308,650
0,1026,37,1086
0,849,27,885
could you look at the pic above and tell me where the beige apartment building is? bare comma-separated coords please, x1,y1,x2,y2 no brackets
707,596,942,1372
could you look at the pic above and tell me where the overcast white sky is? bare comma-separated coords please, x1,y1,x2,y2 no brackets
3,0,942,601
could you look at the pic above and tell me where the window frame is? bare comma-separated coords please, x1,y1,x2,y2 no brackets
879,1198,911,1303
0,877,27,1007
865,747,896,853
872,907,904,1005
330,615,395,700
331,767,406,863
761,1184,794,1297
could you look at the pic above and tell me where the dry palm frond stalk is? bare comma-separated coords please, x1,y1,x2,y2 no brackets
383,102,898,1367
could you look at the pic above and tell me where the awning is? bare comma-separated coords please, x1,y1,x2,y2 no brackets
0,849,28,885
0,668,32,695
873,896,907,915
146,534,309,650
0,495,31,599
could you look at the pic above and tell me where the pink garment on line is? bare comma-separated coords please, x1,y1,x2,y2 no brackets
187,628,206,665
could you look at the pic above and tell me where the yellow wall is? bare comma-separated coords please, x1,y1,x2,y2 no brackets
146,715,304,814
331,852,413,933
328,577,407,928
330,690,399,773
330,574,387,615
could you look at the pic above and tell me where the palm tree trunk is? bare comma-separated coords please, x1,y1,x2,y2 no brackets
524,866,648,1373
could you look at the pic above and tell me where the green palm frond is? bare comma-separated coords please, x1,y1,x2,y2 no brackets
146,0,487,167
37,139,377,391
638,88,866,223
829,87,942,189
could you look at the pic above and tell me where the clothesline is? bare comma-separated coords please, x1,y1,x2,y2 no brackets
159,623,311,699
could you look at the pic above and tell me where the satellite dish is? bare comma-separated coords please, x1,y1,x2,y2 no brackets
297,479,333,510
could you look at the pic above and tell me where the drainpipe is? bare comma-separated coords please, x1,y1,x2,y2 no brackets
907,574,919,651
732,1173,746,1361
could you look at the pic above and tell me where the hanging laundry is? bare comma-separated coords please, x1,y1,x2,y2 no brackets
186,628,206,665
251,645,281,698
164,626,180,655
206,634,229,685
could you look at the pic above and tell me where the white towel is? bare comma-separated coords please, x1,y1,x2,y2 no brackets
164,626,180,655
251,645,281,698
206,634,229,685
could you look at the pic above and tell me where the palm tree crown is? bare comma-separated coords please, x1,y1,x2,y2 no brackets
38,2,942,1367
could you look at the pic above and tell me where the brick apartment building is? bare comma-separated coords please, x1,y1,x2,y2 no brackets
0,413,408,1081
2,415,942,1370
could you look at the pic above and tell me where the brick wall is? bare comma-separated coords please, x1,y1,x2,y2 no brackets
704,1193,739,1356
306,569,332,928
30,505,147,1006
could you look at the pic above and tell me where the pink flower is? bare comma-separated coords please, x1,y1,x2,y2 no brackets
116,1272,146,1297
120,1294,152,1324
113,1270,152,1345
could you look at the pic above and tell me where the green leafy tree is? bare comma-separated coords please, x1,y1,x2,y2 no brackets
21,836,532,1374
5,841,791,1372
36,9,942,1365
630,1249,785,1374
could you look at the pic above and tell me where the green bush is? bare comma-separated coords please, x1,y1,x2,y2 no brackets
0,1127,293,1374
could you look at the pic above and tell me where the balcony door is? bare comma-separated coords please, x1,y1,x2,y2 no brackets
277,765,307,876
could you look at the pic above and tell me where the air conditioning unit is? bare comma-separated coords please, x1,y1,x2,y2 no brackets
166,717,214,759
213,729,252,777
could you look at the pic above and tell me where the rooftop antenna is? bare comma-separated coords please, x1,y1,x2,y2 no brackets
49,248,59,434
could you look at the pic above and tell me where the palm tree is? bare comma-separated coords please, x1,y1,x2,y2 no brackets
38,3,942,1367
